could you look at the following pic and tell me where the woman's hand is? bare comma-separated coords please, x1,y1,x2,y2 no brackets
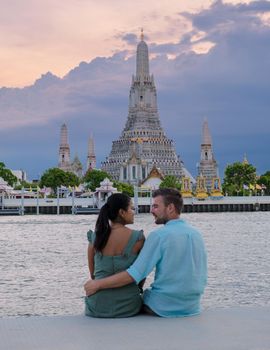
84,279,99,296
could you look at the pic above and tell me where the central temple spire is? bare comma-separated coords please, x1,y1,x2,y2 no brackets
136,29,149,77
202,119,212,145
140,27,144,41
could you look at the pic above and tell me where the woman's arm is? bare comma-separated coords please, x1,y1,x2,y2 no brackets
132,237,145,255
87,243,95,279
132,236,146,291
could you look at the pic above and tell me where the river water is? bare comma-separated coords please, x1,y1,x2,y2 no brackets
0,212,269,317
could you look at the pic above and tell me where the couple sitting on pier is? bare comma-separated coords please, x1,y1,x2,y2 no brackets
84,188,207,318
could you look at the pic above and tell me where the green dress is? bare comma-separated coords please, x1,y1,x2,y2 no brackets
85,229,144,318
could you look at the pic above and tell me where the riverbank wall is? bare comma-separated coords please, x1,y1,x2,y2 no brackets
1,196,270,215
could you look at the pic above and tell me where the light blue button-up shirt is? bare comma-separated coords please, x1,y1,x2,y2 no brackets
127,219,207,317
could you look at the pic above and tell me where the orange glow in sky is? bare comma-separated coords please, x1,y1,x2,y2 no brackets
0,0,254,87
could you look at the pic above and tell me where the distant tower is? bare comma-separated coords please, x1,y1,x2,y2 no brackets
71,154,83,178
102,30,187,184
197,119,219,192
86,136,96,171
58,123,71,171
243,154,249,165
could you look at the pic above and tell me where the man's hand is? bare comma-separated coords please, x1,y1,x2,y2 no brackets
84,271,134,296
84,279,99,296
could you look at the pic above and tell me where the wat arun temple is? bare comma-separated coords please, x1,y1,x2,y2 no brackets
59,31,219,190
101,31,191,185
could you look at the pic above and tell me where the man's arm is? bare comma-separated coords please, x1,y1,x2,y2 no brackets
84,271,134,296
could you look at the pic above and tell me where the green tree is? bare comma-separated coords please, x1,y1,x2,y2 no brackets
222,162,257,196
65,171,80,187
257,171,270,195
113,181,134,197
0,162,17,186
159,175,181,190
39,168,80,192
83,169,111,191
14,181,39,191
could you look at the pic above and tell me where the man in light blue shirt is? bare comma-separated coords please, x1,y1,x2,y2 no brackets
84,188,207,317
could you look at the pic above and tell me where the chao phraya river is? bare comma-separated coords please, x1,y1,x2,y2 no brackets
0,212,269,317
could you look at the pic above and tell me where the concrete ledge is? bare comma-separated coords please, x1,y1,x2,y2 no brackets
0,307,269,350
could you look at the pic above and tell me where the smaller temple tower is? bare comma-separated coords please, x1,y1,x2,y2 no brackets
197,119,219,192
58,123,71,171
86,136,96,171
71,154,83,178
58,124,83,178
243,154,249,165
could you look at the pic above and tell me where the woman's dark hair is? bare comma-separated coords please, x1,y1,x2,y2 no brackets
94,193,131,252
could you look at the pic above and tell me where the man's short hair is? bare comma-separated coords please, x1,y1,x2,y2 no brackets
152,188,183,214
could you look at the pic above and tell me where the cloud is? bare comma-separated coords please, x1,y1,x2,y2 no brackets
182,0,270,34
121,33,138,46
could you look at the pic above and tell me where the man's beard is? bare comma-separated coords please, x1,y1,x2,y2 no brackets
154,216,168,225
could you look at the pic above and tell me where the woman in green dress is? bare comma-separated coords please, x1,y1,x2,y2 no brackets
85,193,145,318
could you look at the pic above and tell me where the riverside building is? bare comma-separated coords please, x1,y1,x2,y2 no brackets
101,30,191,185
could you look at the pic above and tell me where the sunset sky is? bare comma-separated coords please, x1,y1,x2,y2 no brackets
0,0,254,87
0,0,269,180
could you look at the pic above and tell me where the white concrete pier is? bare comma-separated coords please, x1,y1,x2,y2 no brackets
0,307,269,350
2,195,270,214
